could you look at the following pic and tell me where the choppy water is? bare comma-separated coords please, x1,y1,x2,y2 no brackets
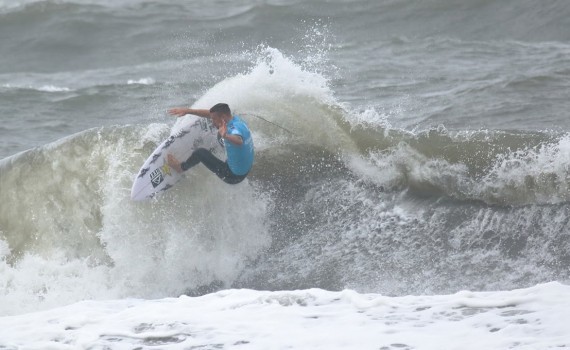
1,0,570,317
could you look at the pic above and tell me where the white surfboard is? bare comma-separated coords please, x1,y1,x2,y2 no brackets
131,115,224,201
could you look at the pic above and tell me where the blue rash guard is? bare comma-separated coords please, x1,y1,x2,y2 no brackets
224,115,254,176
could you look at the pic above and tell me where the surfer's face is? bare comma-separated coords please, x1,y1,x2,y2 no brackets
211,113,224,128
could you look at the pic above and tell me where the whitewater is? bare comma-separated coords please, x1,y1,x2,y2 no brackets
1,284,570,349
1,0,570,348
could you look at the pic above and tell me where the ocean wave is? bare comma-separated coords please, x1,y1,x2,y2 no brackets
2,83,72,92
3,0,569,41
2,44,570,317
0,60,175,90
0,75,161,98
0,0,262,18
1,111,568,315
0,0,144,13
127,77,155,85
347,126,570,206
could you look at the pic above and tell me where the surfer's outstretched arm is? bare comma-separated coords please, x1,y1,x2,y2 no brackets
168,107,212,119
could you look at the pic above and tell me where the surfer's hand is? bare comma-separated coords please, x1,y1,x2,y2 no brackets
168,108,189,117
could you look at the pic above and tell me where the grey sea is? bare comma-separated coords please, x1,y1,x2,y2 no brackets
1,0,570,319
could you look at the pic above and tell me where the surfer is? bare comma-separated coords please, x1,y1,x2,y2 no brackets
166,103,254,184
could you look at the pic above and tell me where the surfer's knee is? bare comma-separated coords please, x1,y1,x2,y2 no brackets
193,148,210,157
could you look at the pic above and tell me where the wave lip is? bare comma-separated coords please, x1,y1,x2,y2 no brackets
347,126,570,206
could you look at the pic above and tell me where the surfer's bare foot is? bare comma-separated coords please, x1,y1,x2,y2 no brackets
167,154,183,173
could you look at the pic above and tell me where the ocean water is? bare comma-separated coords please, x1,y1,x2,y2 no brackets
1,0,570,348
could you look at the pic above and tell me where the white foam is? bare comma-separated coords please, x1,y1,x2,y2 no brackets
476,132,570,204
0,282,569,349
37,85,71,92
127,77,155,85
1,83,71,92
346,106,392,130
0,238,9,258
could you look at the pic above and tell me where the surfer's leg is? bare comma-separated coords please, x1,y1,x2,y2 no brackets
180,148,247,184
193,148,226,172
179,151,202,171
222,172,247,184
181,148,226,175
178,148,219,171
190,149,247,184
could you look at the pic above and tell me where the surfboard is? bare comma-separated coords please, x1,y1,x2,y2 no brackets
131,115,224,201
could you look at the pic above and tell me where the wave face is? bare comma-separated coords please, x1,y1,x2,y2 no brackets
1,0,570,316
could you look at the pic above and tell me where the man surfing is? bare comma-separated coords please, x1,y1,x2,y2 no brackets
166,103,254,184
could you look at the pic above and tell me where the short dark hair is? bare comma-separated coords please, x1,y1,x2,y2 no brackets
209,103,231,115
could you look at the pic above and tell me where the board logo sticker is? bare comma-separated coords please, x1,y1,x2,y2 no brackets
149,159,172,188
150,168,164,188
